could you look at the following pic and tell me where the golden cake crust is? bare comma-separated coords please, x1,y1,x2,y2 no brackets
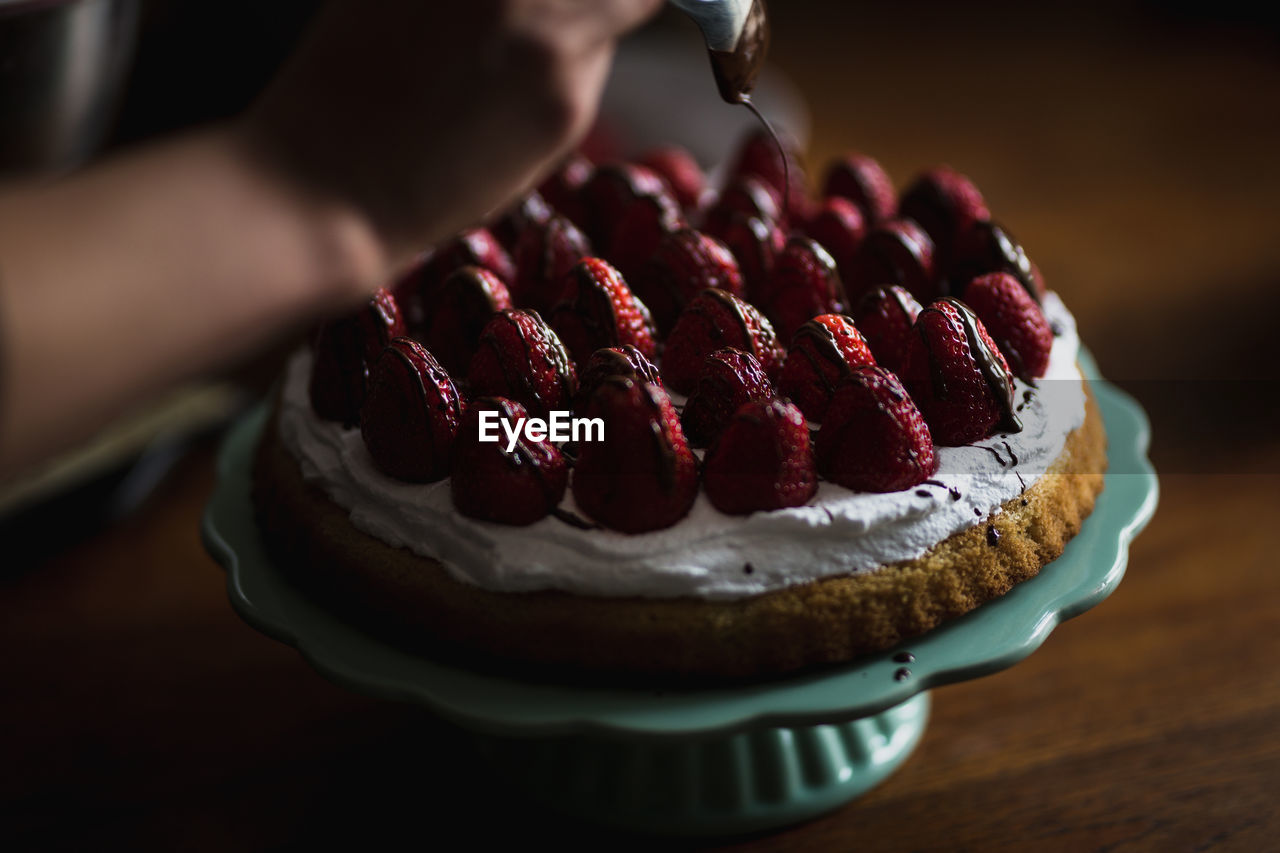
251,383,1106,682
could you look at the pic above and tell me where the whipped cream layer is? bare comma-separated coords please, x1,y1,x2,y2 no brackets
279,292,1086,601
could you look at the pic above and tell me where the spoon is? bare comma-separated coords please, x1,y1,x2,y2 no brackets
668,0,769,104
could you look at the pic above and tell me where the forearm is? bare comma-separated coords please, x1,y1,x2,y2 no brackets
0,126,389,476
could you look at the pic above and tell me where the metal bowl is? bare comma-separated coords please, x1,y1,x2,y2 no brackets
0,0,139,177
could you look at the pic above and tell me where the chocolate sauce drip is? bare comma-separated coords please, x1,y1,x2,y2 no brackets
914,489,931,498
936,298,1021,433
1016,471,1027,493
893,667,911,681
893,652,915,664
986,525,1001,546
791,317,853,392
924,479,962,501
695,288,760,355
950,487,963,501
1016,388,1036,413
972,443,1008,467
743,563,755,574
1001,440,1019,467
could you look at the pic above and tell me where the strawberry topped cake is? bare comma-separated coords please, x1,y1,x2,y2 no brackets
253,130,1106,681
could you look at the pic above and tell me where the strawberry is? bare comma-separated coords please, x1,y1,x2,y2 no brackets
571,378,699,533
715,213,786,307
661,289,784,394
759,236,846,343
851,285,923,374
490,191,553,255
511,214,592,315
468,309,577,417
900,297,1021,446
580,163,674,247
537,152,593,231
803,196,866,285
681,348,775,448
703,398,817,515
573,344,663,414
451,397,569,526
701,176,782,239
548,257,657,367
962,272,1053,380
629,227,744,334
309,288,405,425
822,154,896,225
727,128,809,225
815,366,936,492
420,265,512,375
777,314,877,422
360,338,463,483
950,220,1044,303
897,167,990,268
393,229,514,334
846,217,938,305
605,192,684,283
636,145,708,212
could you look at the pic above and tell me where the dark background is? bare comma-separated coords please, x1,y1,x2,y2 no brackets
3,1,1279,850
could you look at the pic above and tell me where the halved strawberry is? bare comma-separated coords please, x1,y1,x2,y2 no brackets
815,366,936,492
580,163,674,247
900,297,1021,445
421,266,512,375
636,145,708,213
777,314,877,422
573,344,663,414
701,176,782,239
715,213,786,307
468,309,577,417
759,236,846,343
681,348,775,448
605,192,685,283
490,191,552,255
962,272,1053,380
537,152,593,231
851,285,923,374
704,398,817,515
629,227,744,334
821,153,896,225
727,127,809,225
451,397,569,526
393,229,514,334
572,379,699,533
511,214,592,315
548,258,657,367
309,288,405,425
360,337,463,482
803,195,866,285
661,289,784,394
950,220,1045,303
897,167,989,268
846,218,938,305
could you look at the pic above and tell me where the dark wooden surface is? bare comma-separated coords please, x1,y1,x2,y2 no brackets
4,4,1279,850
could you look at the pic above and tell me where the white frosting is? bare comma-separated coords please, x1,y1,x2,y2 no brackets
279,293,1086,601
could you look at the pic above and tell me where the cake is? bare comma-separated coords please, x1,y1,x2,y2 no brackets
252,134,1107,682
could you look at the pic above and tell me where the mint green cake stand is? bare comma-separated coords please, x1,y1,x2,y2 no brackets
202,352,1156,836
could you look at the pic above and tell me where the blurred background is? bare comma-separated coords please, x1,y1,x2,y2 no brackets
1,1,1278,849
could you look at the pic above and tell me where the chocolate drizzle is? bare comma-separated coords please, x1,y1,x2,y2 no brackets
893,667,911,682
551,507,598,530
791,317,854,392
935,298,1022,433
986,525,1001,547
893,652,915,664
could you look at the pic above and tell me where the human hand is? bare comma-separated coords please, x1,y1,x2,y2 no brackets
242,0,663,275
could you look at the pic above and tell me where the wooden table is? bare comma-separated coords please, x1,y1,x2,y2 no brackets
4,4,1278,850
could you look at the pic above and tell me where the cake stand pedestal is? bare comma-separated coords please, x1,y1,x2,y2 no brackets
202,354,1156,837
468,692,929,835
